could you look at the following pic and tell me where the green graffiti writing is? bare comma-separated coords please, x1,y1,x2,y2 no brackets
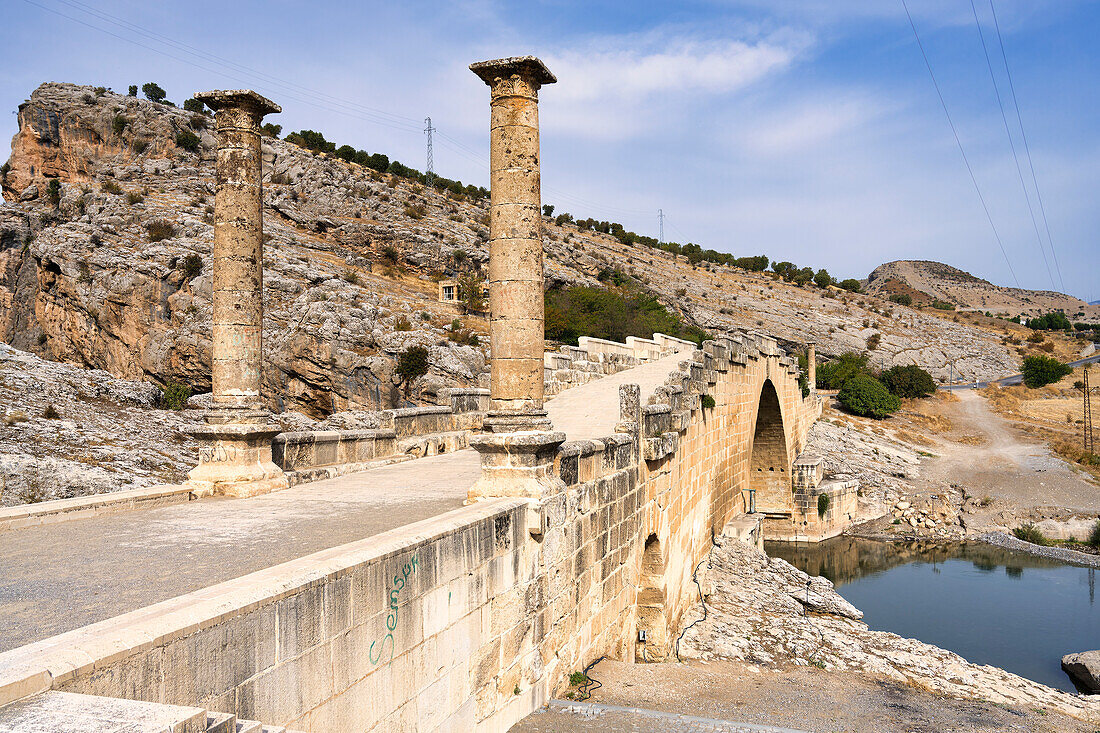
369,554,419,665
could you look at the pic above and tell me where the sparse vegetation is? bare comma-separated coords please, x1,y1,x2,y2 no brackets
931,300,955,311
701,394,716,410
889,293,912,306
1087,520,1100,549
544,284,708,347
45,179,62,207
1012,523,1048,546
126,190,144,205
458,274,486,314
102,179,123,195
817,493,830,518
160,381,192,410
181,254,203,279
145,220,176,242
880,365,936,399
42,405,61,420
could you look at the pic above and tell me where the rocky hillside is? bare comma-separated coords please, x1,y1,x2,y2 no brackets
865,260,1099,320
0,83,1027,415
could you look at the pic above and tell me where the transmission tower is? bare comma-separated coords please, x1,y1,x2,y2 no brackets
423,116,435,188
1084,366,1095,454
657,209,664,245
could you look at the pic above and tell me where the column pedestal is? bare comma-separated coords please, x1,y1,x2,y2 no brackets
185,409,287,498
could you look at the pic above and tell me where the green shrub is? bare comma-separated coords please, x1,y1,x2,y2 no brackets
545,284,707,347
112,114,129,136
838,278,861,293
931,300,955,311
458,274,485,314
1026,312,1072,331
102,179,123,195
45,179,61,207
132,139,149,154
43,404,61,419
865,333,881,350
175,130,200,152
813,269,832,288
889,293,912,306
837,374,900,418
568,672,588,687
817,493,830,519
880,364,936,399
160,381,191,410
1087,519,1100,549
700,394,716,410
1021,355,1072,388
126,190,144,205
395,346,430,383
816,352,871,390
183,98,206,114
1012,523,1047,546
128,85,138,97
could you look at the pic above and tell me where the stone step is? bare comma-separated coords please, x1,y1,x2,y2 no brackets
0,691,208,732
234,721,263,733
206,711,236,733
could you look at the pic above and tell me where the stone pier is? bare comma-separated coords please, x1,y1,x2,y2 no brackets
185,89,287,498
468,57,564,504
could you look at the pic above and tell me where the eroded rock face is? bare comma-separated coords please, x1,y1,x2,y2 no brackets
680,534,1100,721
0,82,1026,416
1062,651,1100,694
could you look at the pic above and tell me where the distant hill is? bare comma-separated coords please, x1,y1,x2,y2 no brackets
864,260,1099,320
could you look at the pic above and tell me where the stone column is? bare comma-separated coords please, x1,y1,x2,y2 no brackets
470,56,556,433
807,342,816,393
468,57,565,507
185,89,287,499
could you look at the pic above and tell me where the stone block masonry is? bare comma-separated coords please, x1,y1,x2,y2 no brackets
0,330,827,732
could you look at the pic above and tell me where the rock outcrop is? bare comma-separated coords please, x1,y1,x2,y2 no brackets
1,82,1029,414
1062,651,1100,694
679,533,1100,721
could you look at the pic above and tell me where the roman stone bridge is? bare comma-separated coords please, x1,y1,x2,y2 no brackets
0,57,851,732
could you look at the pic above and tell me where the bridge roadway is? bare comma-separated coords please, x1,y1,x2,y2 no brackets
0,349,693,653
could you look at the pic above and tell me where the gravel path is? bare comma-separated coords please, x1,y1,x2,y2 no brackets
979,531,1100,568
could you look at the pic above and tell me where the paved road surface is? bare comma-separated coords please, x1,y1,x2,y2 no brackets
0,451,478,652
0,352,694,652
943,352,1100,390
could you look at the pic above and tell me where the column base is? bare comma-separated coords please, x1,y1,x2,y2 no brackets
184,422,288,498
482,410,553,433
468,430,566,501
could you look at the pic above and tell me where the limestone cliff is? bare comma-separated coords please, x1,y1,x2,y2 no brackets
0,83,1027,413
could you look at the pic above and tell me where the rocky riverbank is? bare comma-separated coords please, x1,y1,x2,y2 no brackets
678,532,1100,723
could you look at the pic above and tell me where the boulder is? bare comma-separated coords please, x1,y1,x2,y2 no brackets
1061,650,1100,694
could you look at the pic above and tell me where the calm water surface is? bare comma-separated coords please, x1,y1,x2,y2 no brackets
766,537,1099,692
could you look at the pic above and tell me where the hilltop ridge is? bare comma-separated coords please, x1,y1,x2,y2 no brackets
0,82,1057,416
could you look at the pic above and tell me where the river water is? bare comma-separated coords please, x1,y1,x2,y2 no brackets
766,537,1099,692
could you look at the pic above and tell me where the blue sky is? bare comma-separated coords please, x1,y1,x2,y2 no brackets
2,0,1097,300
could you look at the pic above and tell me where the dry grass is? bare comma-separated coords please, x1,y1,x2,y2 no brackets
904,403,954,434
955,433,989,446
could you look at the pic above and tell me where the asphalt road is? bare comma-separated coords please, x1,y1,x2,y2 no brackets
942,352,1100,391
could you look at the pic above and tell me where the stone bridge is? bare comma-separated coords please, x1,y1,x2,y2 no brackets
0,57,850,732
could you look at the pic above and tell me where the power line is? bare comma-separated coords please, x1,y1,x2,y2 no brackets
900,0,1020,288
969,0,1055,290
988,0,1066,293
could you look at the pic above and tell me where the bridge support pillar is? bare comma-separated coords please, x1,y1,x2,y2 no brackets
184,89,287,499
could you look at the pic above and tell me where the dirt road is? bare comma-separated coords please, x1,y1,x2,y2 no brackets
921,390,1100,514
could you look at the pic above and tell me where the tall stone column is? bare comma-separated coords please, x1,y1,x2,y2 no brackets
470,56,556,433
185,89,288,499
468,57,565,506
807,342,816,393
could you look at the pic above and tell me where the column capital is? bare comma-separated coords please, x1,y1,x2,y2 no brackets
193,89,281,117
470,56,557,89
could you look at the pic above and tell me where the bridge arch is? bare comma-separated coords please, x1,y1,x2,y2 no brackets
749,378,791,514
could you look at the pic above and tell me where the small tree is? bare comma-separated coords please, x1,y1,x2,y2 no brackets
837,374,900,418
813,269,832,289
261,123,282,138
458,274,486,314
183,98,206,114
838,278,862,293
128,85,138,97
141,82,167,103
542,204,555,217
45,179,62,207
881,364,936,398
160,381,192,410
816,351,870,390
395,346,430,388
1021,355,1072,388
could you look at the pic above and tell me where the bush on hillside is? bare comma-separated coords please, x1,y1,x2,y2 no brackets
160,381,191,410
396,346,430,384
1012,523,1047,546
175,130,200,152
814,269,832,289
1021,355,1072,388
838,279,862,293
889,293,912,306
837,374,900,418
931,300,955,311
1088,520,1100,549
545,284,708,347
1026,312,1072,331
141,82,166,103
816,352,871,390
880,364,936,398
183,98,206,114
